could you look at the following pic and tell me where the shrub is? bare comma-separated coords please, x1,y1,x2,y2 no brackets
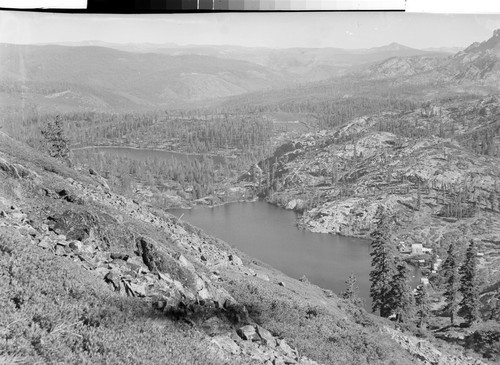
0,232,243,364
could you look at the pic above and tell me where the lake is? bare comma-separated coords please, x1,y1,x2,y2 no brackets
75,146,421,308
170,201,420,308
72,146,227,164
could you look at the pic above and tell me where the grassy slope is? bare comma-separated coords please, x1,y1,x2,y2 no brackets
0,232,234,365
0,132,250,364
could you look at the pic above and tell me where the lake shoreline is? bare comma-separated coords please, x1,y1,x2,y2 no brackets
71,145,236,159
168,200,378,307
171,196,260,211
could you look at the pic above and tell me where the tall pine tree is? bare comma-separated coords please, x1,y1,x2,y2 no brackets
341,273,358,300
369,207,398,317
459,240,480,326
388,262,415,323
442,242,460,326
41,115,70,161
415,284,430,329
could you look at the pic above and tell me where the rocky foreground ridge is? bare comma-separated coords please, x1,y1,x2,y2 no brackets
0,132,320,364
0,130,490,364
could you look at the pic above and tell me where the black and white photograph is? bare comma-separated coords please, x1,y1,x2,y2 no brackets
0,5,499,365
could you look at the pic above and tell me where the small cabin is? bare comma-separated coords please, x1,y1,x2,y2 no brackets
411,244,423,255
421,277,429,286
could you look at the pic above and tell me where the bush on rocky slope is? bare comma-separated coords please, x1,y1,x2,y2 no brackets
225,275,418,365
0,232,238,365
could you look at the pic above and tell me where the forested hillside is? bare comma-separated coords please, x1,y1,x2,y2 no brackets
0,43,288,110
241,95,500,361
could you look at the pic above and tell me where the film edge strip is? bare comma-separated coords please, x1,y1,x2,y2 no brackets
0,0,408,12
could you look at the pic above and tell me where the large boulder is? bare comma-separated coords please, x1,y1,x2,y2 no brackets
201,316,231,336
89,168,110,192
256,325,276,346
46,208,135,252
237,325,260,341
56,188,84,205
0,157,20,179
277,339,296,358
0,157,41,183
229,254,243,266
136,236,196,291
211,335,241,355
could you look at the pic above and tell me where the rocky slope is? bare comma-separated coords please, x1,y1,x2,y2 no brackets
245,96,500,296
0,126,490,363
364,29,500,91
0,131,317,364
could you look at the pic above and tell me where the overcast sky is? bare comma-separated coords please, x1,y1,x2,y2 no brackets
2,11,500,49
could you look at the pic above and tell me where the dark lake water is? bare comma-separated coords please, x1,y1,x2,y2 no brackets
169,201,417,308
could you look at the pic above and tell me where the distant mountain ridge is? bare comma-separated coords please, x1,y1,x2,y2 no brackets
37,40,449,82
451,29,500,82
367,42,415,52
0,38,474,112
0,43,289,111
364,29,500,87
423,46,464,54
39,39,440,53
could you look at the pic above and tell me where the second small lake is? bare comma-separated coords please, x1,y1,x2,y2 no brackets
73,146,227,164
